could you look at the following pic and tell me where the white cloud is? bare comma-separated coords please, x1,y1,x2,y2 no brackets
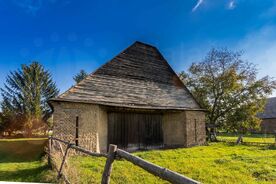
192,0,238,12
228,0,236,10
192,0,204,12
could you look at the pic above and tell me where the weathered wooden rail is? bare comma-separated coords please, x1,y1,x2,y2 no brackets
48,136,200,184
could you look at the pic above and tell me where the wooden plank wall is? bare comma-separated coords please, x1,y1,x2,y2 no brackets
108,112,163,150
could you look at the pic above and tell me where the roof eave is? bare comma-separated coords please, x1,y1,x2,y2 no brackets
49,98,207,112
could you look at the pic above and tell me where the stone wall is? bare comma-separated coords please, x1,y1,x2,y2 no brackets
184,111,206,147
51,101,108,152
52,101,205,152
162,110,206,148
260,119,276,134
162,112,186,147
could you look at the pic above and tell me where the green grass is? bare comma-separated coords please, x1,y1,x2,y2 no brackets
217,134,275,144
0,138,56,182
2,137,276,183
68,143,276,184
0,137,47,142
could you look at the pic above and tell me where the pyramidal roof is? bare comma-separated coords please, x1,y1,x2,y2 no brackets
51,41,202,110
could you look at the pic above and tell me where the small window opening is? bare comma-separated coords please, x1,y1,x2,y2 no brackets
76,116,79,146
194,119,197,143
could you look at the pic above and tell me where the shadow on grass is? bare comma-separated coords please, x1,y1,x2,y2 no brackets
0,139,56,182
268,145,276,150
0,139,47,163
0,164,52,182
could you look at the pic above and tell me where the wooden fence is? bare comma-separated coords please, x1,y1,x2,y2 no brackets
217,133,276,146
47,136,200,184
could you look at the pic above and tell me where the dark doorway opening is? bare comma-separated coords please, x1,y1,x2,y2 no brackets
108,112,163,151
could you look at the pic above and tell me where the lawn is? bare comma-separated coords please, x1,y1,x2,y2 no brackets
2,138,276,184
0,138,56,182
66,142,276,184
217,133,275,144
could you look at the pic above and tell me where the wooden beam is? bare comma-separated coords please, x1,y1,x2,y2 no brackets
58,143,72,179
101,144,117,184
48,136,52,166
117,149,200,184
57,141,68,166
71,144,108,157
49,137,108,157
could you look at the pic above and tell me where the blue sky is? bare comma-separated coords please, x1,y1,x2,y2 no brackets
0,0,276,98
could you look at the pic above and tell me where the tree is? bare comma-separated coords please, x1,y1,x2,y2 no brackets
0,112,4,134
180,48,276,141
73,69,88,83
0,61,59,136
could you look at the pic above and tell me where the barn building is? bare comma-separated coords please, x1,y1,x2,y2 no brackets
258,97,276,134
49,41,206,153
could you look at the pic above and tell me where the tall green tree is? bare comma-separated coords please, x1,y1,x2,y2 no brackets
0,112,4,132
0,62,59,134
73,69,88,83
180,48,276,139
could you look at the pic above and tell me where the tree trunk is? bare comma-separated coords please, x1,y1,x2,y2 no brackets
274,131,276,146
236,135,243,144
210,128,217,142
26,129,32,137
206,127,211,141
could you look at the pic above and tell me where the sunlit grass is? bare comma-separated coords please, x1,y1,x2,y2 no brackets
2,137,275,183
69,143,276,184
217,134,275,143
0,137,47,142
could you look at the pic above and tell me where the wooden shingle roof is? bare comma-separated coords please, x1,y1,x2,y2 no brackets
51,41,202,110
258,97,276,119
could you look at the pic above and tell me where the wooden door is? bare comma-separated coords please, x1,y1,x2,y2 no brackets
108,112,163,150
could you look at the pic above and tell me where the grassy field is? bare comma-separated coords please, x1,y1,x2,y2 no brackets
66,142,276,184
0,138,56,182
1,137,276,184
217,133,275,144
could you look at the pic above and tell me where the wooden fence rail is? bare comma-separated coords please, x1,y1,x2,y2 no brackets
50,136,108,157
48,136,200,184
116,149,199,184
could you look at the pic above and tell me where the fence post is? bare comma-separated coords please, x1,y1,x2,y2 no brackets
101,144,117,184
274,132,276,146
58,143,72,179
236,135,243,144
58,142,68,166
48,136,52,166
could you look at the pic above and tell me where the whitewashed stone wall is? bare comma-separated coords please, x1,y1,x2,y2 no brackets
51,101,108,152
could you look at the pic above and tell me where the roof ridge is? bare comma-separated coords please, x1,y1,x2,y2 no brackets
134,41,157,49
